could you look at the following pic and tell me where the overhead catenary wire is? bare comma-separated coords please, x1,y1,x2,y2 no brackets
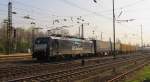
1,0,147,21
12,4,93,24
12,6,53,18
0,1,111,26
1,1,135,28
59,0,112,20
99,0,147,13
13,0,56,15
11,1,92,26
58,0,138,28
0,0,142,43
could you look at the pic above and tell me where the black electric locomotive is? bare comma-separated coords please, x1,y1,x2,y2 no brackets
32,36,94,60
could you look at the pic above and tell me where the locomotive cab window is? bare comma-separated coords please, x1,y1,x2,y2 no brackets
35,38,49,44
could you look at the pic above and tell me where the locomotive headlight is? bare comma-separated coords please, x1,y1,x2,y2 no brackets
50,47,52,50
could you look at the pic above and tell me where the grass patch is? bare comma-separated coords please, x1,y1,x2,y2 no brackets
126,65,150,82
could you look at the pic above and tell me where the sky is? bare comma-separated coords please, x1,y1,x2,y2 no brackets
0,0,150,45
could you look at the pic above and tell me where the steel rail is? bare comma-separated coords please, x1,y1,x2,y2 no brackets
8,55,149,82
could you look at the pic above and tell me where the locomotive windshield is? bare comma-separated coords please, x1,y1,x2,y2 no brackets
35,37,49,44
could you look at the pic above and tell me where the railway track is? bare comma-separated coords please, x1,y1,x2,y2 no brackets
0,53,137,64
107,61,150,82
7,54,150,82
80,55,149,82
0,54,32,63
0,53,141,68
0,56,129,81
0,53,140,68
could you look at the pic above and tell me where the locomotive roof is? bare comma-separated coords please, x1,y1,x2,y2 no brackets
50,36,92,43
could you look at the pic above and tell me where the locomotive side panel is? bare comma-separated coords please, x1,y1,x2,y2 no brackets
57,39,73,55
52,38,94,56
